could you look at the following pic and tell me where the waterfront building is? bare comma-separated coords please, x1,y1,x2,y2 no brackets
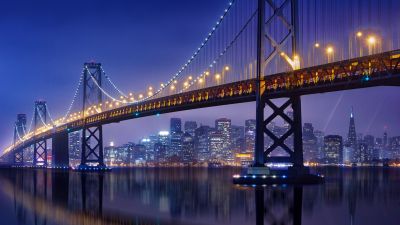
323,135,343,164
314,130,325,161
182,132,194,163
68,131,81,167
231,125,245,155
208,130,224,161
244,119,256,155
215,118,233,161
303,123,318,162
170,131,183,159
194,125,210,162
389,136,400,159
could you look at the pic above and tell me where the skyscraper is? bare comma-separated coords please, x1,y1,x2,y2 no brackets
347,107,357,151
231,125,245,155
170,118,183,159
303,123,318,162
215,118,232,161
170,118,182,134
184,121,197,137
245,119,256,154
157,131,170,160
323,135,343,164
194,125,210,162
182,132,194,163
208,130,224,161
69,131,81,167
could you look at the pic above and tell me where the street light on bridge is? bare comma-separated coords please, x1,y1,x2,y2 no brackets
326,46,334,63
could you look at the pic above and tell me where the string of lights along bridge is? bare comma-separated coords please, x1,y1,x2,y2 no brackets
2,0,400,177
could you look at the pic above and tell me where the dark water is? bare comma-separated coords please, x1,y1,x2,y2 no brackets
0,167,399,225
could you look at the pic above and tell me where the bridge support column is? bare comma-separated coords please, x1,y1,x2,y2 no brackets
14,149,23,166
79,125,105,168
263,96,306,172
33,139,47,167
52,132,69,168
234,95,323,184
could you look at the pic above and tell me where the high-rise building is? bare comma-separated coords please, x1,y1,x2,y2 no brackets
323,135,343,164
364,135,375,162
182,132,194,163
389,136,400,159
303,123,318,162
208,130,224,161
245,119,256,154
184,121,197,137
347,107,357,151
314,130,325,161
140,138,154,162
133,144,146,163
195,125,210,162
69,131,81,167
358,141,369,163
215,118,233,161
170,118,182,134
170,131,183,159
231,125,245,155
157,131,170,160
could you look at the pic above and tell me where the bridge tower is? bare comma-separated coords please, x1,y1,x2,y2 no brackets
33,101,48,166
79,62,105,168
244,0,320,182
13,114,27,165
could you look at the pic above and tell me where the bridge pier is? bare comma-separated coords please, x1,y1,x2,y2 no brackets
13,149,24,166
52,132,69,168
79,125,106,169
33,139,47,167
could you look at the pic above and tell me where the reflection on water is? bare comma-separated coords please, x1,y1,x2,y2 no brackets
0,167,399,225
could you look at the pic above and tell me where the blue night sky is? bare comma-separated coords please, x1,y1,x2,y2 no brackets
0,0,400,151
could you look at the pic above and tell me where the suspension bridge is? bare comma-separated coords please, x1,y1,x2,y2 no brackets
1,0,400,181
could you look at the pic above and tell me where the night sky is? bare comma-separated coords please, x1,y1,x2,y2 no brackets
1,0,400,151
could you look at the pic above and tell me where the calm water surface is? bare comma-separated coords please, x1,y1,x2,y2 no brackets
0,167,399,225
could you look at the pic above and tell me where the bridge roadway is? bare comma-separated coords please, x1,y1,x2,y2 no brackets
4,49,400,157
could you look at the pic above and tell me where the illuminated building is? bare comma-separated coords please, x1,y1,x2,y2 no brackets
194,125,210,162
244,119,256,154
182,132,194,163
208,130,224,161
303,123,318,162
68,131,81,167
215,118,232,161
323,135,343,164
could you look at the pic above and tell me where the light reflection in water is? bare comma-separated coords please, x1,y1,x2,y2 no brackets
0,167,399,225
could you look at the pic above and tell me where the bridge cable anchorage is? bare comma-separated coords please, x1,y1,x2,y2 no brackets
100,66,128,98
178,8,258,93
138,0,237,102
61,69,85,122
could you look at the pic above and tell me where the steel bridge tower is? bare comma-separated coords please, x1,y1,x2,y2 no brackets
80,62,105,168
253,0,309,176
33,100,48,166
13,114,27,164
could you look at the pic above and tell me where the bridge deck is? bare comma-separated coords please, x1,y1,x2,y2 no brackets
3,50,400,157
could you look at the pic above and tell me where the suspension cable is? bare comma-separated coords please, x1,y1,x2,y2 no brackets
61,69,85,122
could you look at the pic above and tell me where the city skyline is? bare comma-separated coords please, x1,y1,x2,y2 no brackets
1,0,400,153
85,108,400,167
